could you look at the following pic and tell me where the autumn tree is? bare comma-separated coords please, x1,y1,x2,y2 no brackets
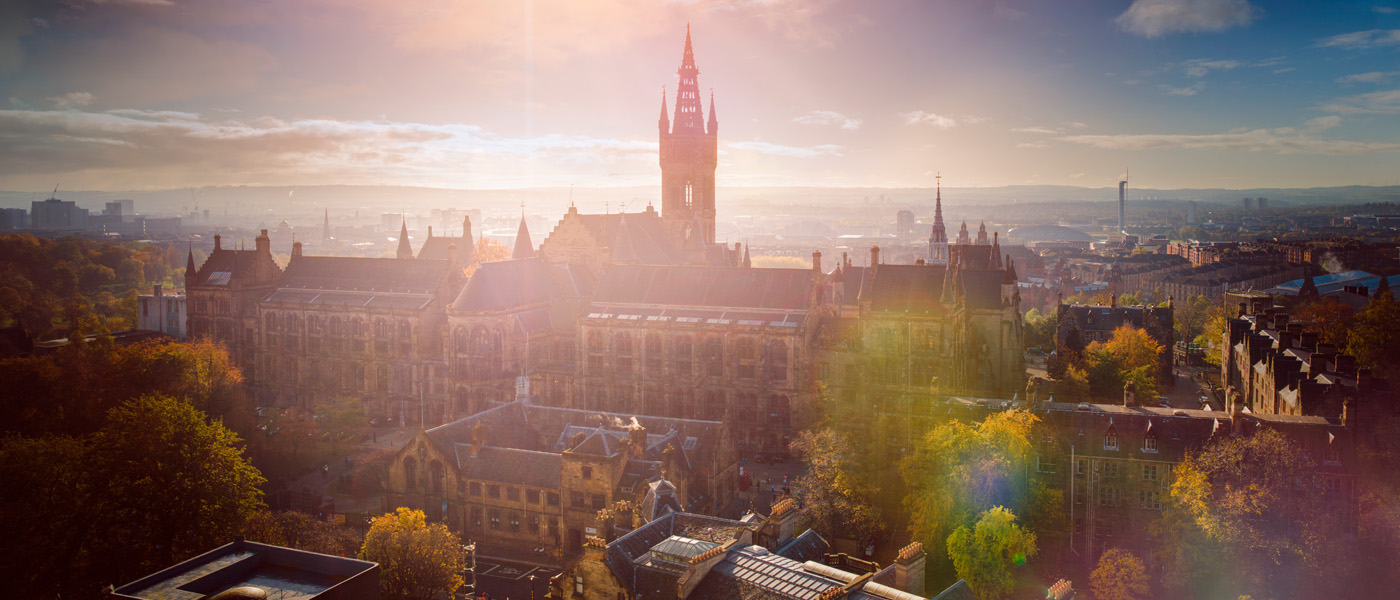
316,396,372,449
243,510,362,557
1084,325,1163,401
1292,296,1355,348
0,435,92,599
360,507,466,600
1160,428,1351,599
462,238,512,278
946,506,1037,600
789,429,886,542
1090,549,1151,600
903,409,1061,552
1345,291,1400,371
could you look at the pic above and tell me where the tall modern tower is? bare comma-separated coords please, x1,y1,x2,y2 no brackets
1118,177,1127,234
928,174,949,265
659,25,718,245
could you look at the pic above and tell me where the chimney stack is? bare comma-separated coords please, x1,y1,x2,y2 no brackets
870,246,880,271
812,250,822,274
291,241,302,259
893,542,927,596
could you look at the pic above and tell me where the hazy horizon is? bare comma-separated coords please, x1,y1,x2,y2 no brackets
3,1,1400,192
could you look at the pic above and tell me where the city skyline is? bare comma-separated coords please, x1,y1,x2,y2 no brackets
2,0,1400,191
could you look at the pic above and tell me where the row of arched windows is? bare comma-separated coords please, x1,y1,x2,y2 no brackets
580,331,791,382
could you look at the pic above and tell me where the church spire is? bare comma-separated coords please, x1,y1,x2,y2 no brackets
707,90,717,134
323,208,331,241
671,23,705,134
659,87,670,134
185,244,196,279
932,173,946,243
396,216,413,259
512,214,535,259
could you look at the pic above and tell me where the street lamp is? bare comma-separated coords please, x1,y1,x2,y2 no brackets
528,574,537,600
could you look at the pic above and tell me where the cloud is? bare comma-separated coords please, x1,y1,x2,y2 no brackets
1116,0,1255,38
1338,71,1400,84
792,110,862,130
1375,6,1398,14
1058,118,1400,155
1015,141,1048,149
1183,58,1240,77
1318,89,1400,114
1273,67,1295,74
0,107,662,187
1315,29,1400,49
727,141,844,157
48,92,95,108
901,111,956,128
1160,82,1206,96
900,111,986,129
1011,126,1060,134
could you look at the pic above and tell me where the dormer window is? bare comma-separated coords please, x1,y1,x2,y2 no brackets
1325,437,1341,465
1104,423,1119,452
1142,435,1158,453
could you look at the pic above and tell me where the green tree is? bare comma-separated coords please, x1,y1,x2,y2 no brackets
1174,295,1215,343
789,429,886,542
316,396,372,449
360,507,466,600
1023,308,1058,352
1346,291,1400,371
903,409,1052,548
1090,549,1151,600
87,396,267,579
1161,429,1350,599
0,435,92,599
946,506,1037,600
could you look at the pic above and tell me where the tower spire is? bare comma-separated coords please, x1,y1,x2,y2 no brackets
707,89,717,134
659,86,670,134
671,23,704,133
512,213,535,259
323,208,330,241
396,216,413,259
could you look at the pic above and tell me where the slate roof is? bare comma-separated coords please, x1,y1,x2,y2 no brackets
929,580,977,600
452,258,555,312
583,211,685,265
1058,304,1169,332
191,248,279,288
775,530,829,563
417,235,473,263
592,265,814,310
451,445,561,489
276,256,451,295
857,264,949,313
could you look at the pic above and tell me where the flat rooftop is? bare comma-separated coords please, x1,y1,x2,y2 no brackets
113,540,377,600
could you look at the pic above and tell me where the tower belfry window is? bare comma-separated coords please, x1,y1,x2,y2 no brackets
685,183,693,209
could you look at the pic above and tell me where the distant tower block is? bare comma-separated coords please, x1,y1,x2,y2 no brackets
659,25,719,246
1118,179,1127,234
1187,201,1198,225
1242,197,1254,213
1257,197,1268,212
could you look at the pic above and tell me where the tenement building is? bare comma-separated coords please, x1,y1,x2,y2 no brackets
1221,296,1389,421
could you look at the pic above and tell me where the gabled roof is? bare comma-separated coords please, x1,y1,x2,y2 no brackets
417,236,473,263
593,265,813,310
775,530,829,563
191,248,281,288
858,264,949,313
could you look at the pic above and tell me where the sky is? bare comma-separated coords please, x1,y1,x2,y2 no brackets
1,0,1399,192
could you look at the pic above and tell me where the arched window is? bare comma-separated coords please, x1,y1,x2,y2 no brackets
587,331,605,371
614,333,633,373
645,334,663,374
453,327,469,354
674,336,692,376
403,456,418,491
765,340,789,383
736,338,756,379
430,460,445,495
706,336,724,377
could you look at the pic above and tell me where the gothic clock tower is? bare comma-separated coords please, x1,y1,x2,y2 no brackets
659,25,718,245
